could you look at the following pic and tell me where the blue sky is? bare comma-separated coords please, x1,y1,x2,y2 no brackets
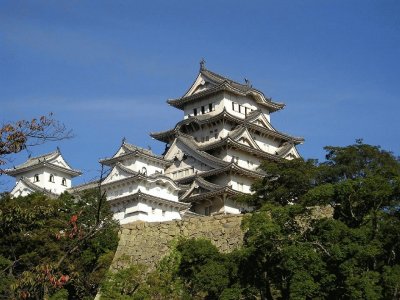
1,0,399,191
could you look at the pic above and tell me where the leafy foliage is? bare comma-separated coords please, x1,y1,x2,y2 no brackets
0,190,118,299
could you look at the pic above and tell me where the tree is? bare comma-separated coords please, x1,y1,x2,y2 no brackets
0,113,72,173
0,190,119,299
240,141,400,299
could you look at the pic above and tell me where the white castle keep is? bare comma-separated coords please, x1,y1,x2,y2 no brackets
6,64,303,224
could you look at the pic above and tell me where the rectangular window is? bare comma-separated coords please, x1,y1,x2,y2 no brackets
209,103,213,112
232,102,235,111
214,133,218,139
193,108,197,116
205,136,209,141
201,106,205,114
238,105,243,114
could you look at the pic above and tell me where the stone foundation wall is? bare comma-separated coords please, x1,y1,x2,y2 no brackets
112,214,245,268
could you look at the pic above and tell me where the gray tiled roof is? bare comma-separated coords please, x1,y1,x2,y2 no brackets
5,149,81,176
167,67,285,112
150,108,304,144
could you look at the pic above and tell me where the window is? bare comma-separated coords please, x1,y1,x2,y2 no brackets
152,207,156,214
215,133,218,139
141,167,147,175
49,174,55,182
193,108,197,116
34,174,39,182
232,102,235,111
205,136,209,141
61,178,67,186
209,103,213,112
238,104,243,114
201,106,205,114
162,210,166,217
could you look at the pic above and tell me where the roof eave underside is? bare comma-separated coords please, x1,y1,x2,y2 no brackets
5,162,82,177
108,191,190,210
167,84,284,112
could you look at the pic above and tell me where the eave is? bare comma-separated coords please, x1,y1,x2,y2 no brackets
108,190,191,210
5,162,82,177
167,81,284,112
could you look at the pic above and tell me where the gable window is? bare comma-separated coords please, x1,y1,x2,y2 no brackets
34,174,40,182
49,174,55,183
61,178,67,186
193,108,197,116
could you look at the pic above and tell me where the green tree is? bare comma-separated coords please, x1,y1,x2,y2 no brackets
241,141,400,299
0,190,118,299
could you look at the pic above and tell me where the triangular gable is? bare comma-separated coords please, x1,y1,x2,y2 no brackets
164,138,225,169
183,72,218,97
49,154,71,169
248,113,275,131
102,164,136,184
281,146,301,160
10,179,36,198
231,127,261,150
180,178,221,200
114,145,127,158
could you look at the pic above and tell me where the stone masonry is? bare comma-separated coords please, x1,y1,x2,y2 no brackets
112,214,245,269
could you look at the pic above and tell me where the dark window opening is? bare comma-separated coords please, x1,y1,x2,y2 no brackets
193,108,197,116
201,106,205,114
34,174,39,182
209,103,213,112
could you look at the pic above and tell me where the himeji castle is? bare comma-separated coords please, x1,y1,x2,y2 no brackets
6,63,304,224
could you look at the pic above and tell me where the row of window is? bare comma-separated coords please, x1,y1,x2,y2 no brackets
194,129,219,143
193,103,215,116
33,174,67,186
232,102,253,115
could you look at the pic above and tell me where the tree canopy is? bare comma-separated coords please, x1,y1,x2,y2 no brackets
0,190,119,299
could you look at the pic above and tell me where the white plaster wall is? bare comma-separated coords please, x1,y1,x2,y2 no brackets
121,157,164,175
221,93,259,118
183,93,223,119
253,135,281,154
110,200,182,224
229,175,254,194
105,180,179,202
14,168,72,194
223,149,262,171
164,156,212,179
190,122,225,144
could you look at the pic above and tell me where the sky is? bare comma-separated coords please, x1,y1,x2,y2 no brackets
1,0,400,191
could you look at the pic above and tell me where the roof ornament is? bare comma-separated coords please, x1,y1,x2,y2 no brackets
200,58,206,70
244,78,252,88
121,137,126,144
56,146,60,153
